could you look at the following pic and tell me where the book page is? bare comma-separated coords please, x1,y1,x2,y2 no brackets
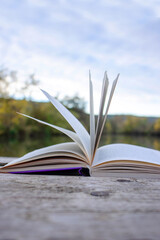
94,72,108,151
4,142,87,167
93,74,119,155
5,158,88,169
93,143,160,166
41,89,91,159
18,113,88,157
89,72,95,157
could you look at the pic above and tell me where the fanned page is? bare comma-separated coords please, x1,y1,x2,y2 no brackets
100,74,119,135
18,113,87,157
89,72,95,158
93,143,160,167
92,73,119,163
41,90,91,159
93,72,108,154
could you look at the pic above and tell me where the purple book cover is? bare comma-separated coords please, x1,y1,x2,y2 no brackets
9,167,90,176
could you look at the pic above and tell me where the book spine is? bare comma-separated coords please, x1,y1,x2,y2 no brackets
78,167,91,176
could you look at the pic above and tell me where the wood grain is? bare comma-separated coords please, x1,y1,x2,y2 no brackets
0,157,160,240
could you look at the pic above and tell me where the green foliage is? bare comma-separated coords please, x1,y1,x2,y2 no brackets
122,116,149,134
0,97,160,138
0,97,88,138
154,119,160,134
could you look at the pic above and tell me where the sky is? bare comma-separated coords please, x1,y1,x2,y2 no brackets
0,0,160,116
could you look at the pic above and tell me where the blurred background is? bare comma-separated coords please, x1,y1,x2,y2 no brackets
0,0,160,157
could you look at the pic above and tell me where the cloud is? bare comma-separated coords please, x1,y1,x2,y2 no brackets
133,0,160,18
0,0,160,116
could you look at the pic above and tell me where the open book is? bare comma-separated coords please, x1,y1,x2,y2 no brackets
1,72,160,177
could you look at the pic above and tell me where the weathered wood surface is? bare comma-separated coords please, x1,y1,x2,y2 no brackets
0,158,160,240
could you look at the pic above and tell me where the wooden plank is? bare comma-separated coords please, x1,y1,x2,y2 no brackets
0,165,160,240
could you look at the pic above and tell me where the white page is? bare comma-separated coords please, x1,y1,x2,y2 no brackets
89,72,95,157
93,74,119,153
93,143,160,166
41,89,91,158
103,74,119,120
8,158,88,168
5,142,86,167
18,113,88,157
3,164,88,173
94,72,108,145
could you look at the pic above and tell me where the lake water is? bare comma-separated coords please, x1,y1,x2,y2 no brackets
0,134,160,157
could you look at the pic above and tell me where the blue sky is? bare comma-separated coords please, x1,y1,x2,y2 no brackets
0,0,160,116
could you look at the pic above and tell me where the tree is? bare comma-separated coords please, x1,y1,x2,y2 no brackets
61,95,86,112
60,95,89,130
122,116,149,135
153,119,160,135
0,67,39,137
0,67,39,99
